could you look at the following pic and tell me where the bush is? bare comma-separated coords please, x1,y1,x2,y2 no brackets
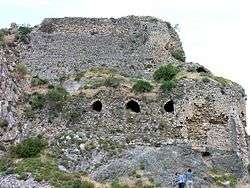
0,157,12,172
31,76,48,86
63,180,95,188
153,64,179,82
248,164,250,173
84,77,121,89
104,76,120,88
132,80,153,93
14,137,45,158
171,50,185,62
30,93,46,109
0,29,5,47
47,86,68,102
18,26,32,43
160,80,176,92
23,106,34,119
111,180,129,188
74,72,85,81
65,107,83,123
16,64,28,77
202,77,210,83
213,76,231,86
0,117,8,128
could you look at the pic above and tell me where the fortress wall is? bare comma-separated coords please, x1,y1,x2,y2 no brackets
20,16,184,81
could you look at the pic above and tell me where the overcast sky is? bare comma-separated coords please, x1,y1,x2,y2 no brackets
1,0,249,132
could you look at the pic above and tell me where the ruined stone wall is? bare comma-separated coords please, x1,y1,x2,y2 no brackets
19,70,248,174
0,16,248,186
20,16,184,81
0,48,28,143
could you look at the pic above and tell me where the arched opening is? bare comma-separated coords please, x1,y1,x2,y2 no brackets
164,100,174,113
196,67,208,73
126,100,140,113
202,151,211,157
92,100,102,112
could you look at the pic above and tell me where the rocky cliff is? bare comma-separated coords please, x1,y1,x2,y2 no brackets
0,16,248,188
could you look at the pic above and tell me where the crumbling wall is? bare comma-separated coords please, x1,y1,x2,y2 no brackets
20,16,185,81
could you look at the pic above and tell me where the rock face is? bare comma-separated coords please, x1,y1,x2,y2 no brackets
0,16,248,187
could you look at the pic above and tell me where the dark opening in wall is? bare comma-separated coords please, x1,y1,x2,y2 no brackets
196,67,208,73
126,100,140,113
202,151,211,157
241,111,245,117
164,100,174,113
92,100,102,112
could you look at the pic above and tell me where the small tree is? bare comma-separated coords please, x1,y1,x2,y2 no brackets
47,86,68,103
160,80,176,92
14,137,45,158
30,93,46,109
18,25,32,43
16,64,28,77
132,80,153,93
172,50,185,62
153,64,179,82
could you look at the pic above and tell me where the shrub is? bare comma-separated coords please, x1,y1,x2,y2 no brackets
153,64,179,82
213,76,231,86
23,106,34,119
65,107,83,123
104,76,120,88
202,77,210,83
84,77,120,89
14,137,45,158
171,50,185,62
47,86,68,102
160,80,176,92
63,180,95,188
31,76,48,86
111,180,129,188
132,80,153,93
248,164,250,173
16,64,28,77
0,117,8,128
0,29,5,47
0,157,12,172
30,93,46,109
74,72,85,81
213,175,237,187
18,25,31,43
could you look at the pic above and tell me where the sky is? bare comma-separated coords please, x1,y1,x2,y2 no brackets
0,0,249,132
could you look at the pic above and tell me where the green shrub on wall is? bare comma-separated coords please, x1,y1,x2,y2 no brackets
16,64,28,77
160,80,177,92
13,137,45,158
30,93,46,109
18,25,32,43
171,50,185,62
47,86,68,103
153,64,179,82
31,76,48,86
132,80,153,93
63,180,95,188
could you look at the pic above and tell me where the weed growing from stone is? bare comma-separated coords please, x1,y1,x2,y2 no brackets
153,64,179,82
31,76,48,87
13,137,45,158
160,80,176,92
171,50,185,62
132,80,153,93
16,64,28,77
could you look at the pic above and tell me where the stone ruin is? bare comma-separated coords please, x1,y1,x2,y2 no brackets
0,16,249,187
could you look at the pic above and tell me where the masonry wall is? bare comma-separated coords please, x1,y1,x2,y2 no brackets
20,16,184,81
